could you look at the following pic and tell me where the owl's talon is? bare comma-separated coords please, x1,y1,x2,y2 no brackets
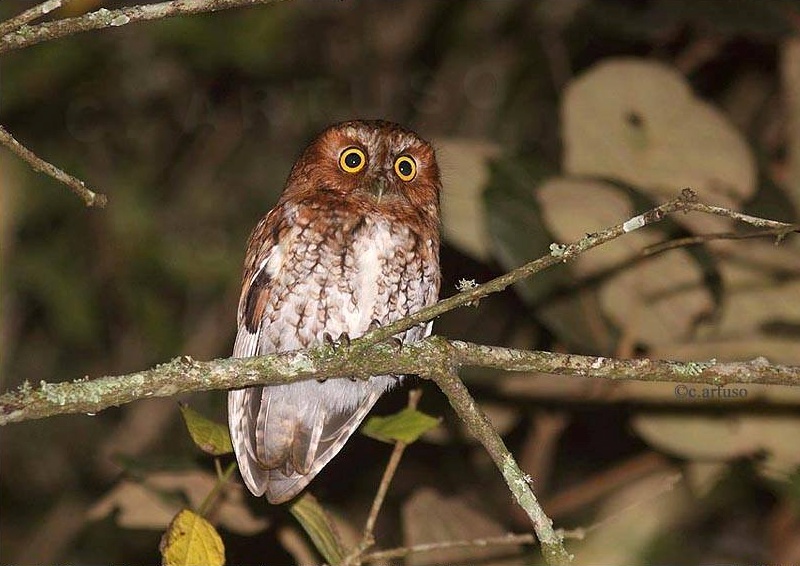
367,319,381,332
336,332,351,348
324,331,351,352
388,336,403,352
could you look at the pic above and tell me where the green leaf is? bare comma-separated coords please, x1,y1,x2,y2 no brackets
159,509,225,566
361,407,440,444
179,404,233,456
289,492,347,566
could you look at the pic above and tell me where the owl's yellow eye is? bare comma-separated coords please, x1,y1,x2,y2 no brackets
394,155,417,181
339,147,366,174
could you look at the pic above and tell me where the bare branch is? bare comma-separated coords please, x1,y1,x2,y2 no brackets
682,200,800,231
0,124,107,207
0,0,289,55
643,227,799,256
363,531,587,563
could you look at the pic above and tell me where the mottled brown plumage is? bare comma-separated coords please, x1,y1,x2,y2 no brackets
228,120,442,503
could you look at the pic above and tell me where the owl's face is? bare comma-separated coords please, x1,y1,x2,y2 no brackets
281,120,441,222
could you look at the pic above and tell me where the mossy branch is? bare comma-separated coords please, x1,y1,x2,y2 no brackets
2,336,799,427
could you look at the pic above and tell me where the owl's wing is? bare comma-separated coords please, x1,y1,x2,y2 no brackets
229,318,385,503
228,214,384,503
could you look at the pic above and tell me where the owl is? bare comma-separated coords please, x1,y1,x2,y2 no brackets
228,120,442,504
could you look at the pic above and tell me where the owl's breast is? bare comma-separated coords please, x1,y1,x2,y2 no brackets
258,212,437,354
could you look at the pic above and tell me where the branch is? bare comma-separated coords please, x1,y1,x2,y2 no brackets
354,188,798,347
0,0,289,55
0,0,77,37
0,124,107,207
362,531,586,563
2,337,799,426
428,367,571,565
643,227,798,256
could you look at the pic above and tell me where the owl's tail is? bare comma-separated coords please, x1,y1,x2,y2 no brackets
228,383,382,504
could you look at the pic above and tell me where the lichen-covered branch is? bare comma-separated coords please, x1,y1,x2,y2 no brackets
2,337,798,426
428,367,571,565
0,0,78,38
0,0,288,55
0,125,107,207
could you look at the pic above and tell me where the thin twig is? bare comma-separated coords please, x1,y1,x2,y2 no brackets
643,227,799,256
343,389,422,566
197,460,236,517
0,0,289,55
0,0,76,37
362,531,586,562
682,200,800,231
427,368,572,565
363,388,421,540
0,125,107,207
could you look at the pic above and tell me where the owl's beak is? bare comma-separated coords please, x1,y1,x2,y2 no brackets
370,177,388,204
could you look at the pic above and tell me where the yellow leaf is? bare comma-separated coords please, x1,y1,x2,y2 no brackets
160,509,225,566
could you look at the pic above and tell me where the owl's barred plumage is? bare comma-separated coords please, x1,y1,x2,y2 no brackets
228,120,442,503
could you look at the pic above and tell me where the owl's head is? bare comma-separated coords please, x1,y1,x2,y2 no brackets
281,120,441,222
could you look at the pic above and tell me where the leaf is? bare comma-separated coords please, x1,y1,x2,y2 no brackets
402,487,526,565
572,471,687,565
633,413,800,479
562,58,756,234
159,509,225,566
361,407,440,444
289,492,347,566
87,469,268,535
179,403,233,456
484,157,560,306
536,177,714,346
437,138,501,261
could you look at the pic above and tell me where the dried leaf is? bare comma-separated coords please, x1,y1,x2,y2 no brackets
362,407,440,444
573,471,687,565
536,177,714,346
633,413,800,478
159,509,225,566
563,58,755,233
402,487,526,565
179,403,233,456
437,138,501,261
87,470,268,535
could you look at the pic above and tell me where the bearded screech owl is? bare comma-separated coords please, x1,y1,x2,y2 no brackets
228,120,442,504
